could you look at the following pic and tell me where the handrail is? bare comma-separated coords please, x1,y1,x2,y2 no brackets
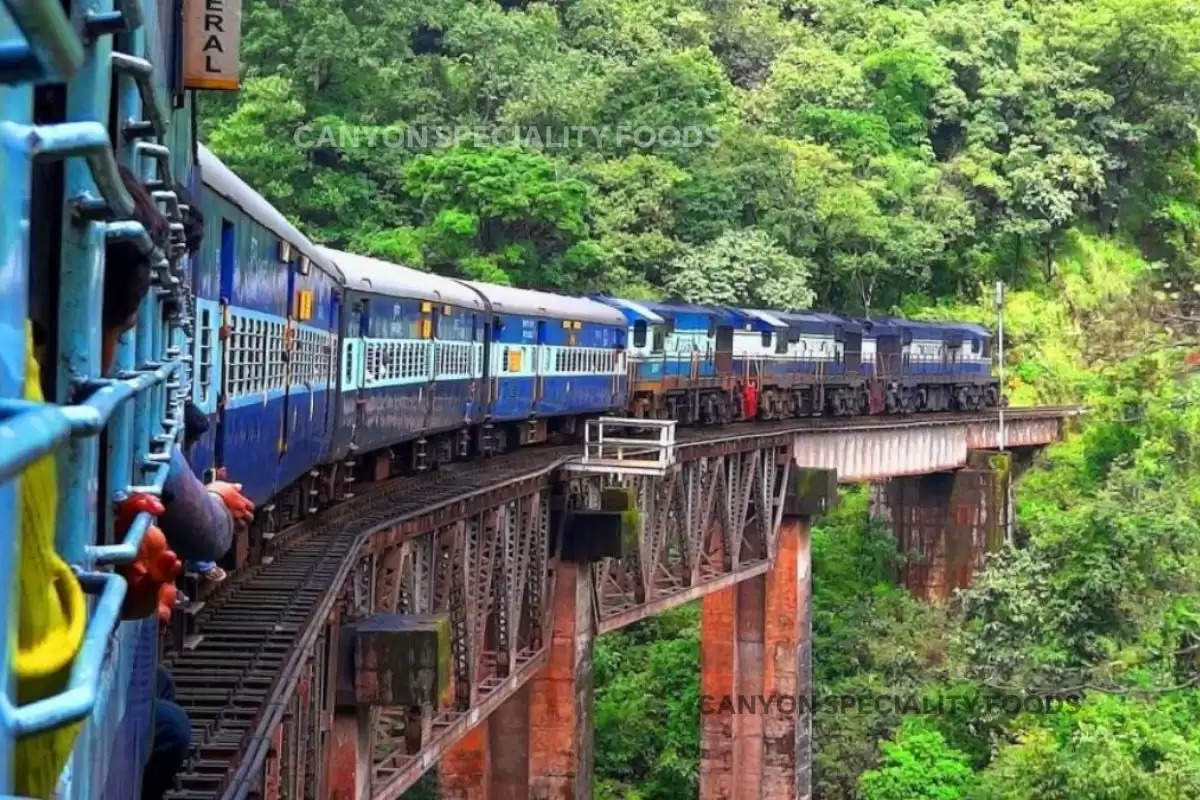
0,571,126,735
2,0,84,83
105,219,155,256
111,52,168,138
1,120,135,216
0,361,183,484
83,0,144,39
114,0,144,32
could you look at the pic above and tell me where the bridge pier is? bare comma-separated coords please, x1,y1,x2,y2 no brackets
439,559,595,800
875,451,1012,600
700,514,815,800
328,707,371,800
529,559,594,800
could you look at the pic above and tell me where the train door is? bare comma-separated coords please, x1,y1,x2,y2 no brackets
423,303,438,433
535,319,547,408
324,291,340,438
876,334,901,380
715,323,734,377
215,218,235,470
468,312,482,420
279,260,297,462
489,317,502,415
353,300,369,442
946,335,962,378
843,328,862,375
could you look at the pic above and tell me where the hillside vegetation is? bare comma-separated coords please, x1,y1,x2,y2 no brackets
208,0,1199,312
208,1,1200,797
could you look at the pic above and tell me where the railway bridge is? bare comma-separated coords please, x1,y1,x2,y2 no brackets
167,406,1078,800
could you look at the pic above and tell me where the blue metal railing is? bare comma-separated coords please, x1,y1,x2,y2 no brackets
0,572,126,735
0,0,193,795
0,0,83,84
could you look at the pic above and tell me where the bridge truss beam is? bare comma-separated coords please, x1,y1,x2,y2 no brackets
234,408,1075,800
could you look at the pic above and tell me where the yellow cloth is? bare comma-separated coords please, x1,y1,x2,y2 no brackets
13,322,87,798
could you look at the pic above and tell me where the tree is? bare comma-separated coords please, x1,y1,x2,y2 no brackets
858,719,975,800
663,228,815,309
401,145,592,287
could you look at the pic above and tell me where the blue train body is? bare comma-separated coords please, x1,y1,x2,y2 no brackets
194,146,343,506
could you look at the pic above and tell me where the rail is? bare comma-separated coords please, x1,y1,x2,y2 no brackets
570,416,677,476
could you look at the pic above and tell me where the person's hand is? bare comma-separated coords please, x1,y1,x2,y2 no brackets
208,481,255,524
114,493,182,621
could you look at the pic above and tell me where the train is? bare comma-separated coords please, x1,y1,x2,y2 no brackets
0,2,998,794
188,142,1001,544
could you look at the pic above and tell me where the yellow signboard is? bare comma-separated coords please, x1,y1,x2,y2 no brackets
296,289,314,321
183,0,243,91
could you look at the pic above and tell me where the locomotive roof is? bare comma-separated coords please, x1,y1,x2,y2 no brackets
595,297,667,325
773,310,861,336
462,282,628,327
197,144,342,281
866,316,991,340
317,248,486,310
635,300,741,326
734,308,790,329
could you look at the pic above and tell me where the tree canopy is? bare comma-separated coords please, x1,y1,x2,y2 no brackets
204,0,1200,310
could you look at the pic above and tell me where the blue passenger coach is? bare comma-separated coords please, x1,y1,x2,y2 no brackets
323,248,488,472
464,283,628,449
194,145,343,506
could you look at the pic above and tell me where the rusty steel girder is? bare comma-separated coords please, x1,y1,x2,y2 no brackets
580,440,793,633
248,468,556,800
237,408,1079,800
366,480,553,799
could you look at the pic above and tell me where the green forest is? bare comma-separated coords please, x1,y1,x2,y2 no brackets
206,0,1200,796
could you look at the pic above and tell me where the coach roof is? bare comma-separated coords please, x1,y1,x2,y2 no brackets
198,144,342,281
318,248,486,310
462,281,627,326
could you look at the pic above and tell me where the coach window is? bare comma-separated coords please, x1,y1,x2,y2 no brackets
633,320,647,348
761,330,772,349
198,309,213,403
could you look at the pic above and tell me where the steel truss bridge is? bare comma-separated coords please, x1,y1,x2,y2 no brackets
163,406,1078,800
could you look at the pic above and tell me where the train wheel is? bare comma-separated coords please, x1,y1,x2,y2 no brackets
718,395,732,424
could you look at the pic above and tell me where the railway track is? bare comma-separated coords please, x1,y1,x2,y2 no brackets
163,447,574,799
161,405,1079,798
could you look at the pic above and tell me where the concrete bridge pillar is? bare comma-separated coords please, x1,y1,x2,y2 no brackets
879,451,1011,600
439,559,594,800
699,517,813,800
528,559,594,799
700,465,831,800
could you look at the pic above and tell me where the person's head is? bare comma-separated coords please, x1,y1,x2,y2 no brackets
102,166,169,373
175,181,205,255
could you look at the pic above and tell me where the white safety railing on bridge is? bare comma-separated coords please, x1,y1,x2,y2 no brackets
566,417,677,477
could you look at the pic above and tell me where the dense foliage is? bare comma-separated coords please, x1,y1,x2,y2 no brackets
211,1,1200,797
207,0,1200,311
